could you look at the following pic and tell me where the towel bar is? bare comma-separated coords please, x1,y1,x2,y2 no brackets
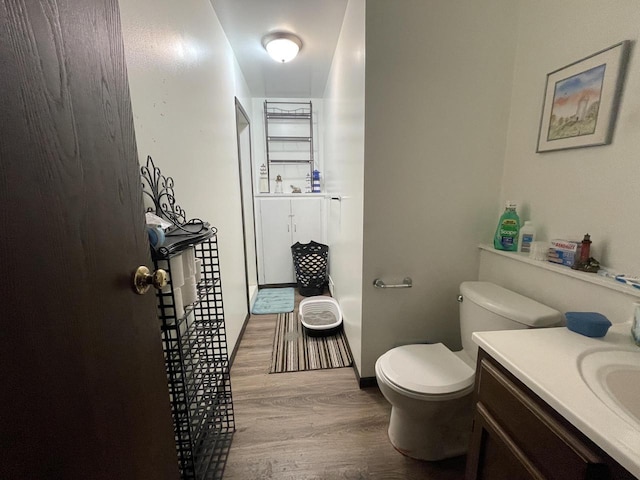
373,277,412,289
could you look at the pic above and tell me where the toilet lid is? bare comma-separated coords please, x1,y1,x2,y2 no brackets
379,343,475,395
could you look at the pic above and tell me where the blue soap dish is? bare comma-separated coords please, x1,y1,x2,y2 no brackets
565,312,612,338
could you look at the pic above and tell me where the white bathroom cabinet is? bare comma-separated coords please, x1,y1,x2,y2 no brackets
257,196,324,285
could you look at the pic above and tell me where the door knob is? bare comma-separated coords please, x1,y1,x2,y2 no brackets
133,266,168,295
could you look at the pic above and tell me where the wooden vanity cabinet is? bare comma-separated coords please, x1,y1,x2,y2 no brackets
465,349,634,480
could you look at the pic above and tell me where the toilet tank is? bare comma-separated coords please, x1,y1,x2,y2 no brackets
459,281,562,364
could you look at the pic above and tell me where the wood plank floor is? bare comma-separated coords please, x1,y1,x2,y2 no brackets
223,291,466,480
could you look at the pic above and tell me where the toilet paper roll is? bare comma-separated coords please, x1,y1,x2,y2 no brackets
161,275,172,294
182,247,196,278
182,276,197,306
195,258,202,283
169,254,185,288
173,287,185,319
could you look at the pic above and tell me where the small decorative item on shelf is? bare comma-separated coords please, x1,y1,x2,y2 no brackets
275,174,283,193
312,169,321,193
572,233,600,273
305,173,311,193
290,185,301,193
259,163,269,193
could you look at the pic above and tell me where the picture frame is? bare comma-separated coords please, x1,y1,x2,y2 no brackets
536,41,630,153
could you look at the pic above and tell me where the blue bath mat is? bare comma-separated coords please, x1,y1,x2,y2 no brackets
251,287,295,314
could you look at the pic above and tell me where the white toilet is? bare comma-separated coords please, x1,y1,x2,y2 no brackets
375,281,562,461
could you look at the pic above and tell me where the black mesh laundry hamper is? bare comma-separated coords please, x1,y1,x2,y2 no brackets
291,241,329,296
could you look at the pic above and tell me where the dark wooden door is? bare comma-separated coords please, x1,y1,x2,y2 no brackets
0,1,179,478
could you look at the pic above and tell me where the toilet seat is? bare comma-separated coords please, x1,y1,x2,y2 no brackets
377,344,475,401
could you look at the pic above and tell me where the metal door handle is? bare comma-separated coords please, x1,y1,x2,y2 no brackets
133,266,168,295
373,277,412,289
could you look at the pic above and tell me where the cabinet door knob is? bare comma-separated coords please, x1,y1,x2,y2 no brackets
132,266,168,295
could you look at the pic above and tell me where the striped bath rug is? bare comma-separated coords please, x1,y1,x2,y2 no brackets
269,312,352,373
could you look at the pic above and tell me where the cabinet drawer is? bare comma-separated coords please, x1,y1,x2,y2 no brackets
476,357,605,480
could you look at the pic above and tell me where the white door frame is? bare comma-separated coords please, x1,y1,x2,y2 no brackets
234,98,259,308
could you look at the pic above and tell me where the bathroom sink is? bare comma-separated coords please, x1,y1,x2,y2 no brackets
578,348,640,427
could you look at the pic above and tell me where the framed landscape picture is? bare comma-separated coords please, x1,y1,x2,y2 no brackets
537,41,630,153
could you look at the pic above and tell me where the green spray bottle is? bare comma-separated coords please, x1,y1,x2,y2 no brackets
493,201,520,251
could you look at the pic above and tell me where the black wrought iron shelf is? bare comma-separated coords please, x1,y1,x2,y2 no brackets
178,329,225,366
158,281,219,331
189,388,232,445
154,228,214,259
152,234,235,480
183,359,229,403
158,281,217,335
142,157,234,480
194,430,233,480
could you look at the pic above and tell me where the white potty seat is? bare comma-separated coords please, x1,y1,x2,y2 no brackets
376,343,475,401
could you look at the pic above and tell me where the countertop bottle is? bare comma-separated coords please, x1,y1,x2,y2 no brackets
493,201,520,251
517,221,536,253
312,169,321,193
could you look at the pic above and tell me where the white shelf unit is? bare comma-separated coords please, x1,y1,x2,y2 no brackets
263,101,314,193
478,244,640,299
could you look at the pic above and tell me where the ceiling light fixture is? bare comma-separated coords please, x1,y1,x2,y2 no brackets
262,32,302,63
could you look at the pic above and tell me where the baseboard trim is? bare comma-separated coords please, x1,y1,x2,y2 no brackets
248,284,258,310
350,361,377,389
229,311,251,366
358,375,378,389
259,283,297,289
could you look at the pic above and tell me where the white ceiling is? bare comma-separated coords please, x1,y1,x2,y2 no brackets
211,0,348,98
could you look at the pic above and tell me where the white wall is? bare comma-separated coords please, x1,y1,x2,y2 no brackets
119,0,252,353
479,0,640,334
360,0,520,377
500,0,640,275
322,0,366,374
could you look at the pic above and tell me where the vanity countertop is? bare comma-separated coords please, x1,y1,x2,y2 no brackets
473,323,640,478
